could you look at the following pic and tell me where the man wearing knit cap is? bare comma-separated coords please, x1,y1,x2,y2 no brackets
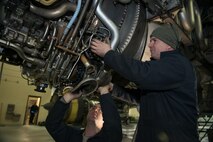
90,23,199,142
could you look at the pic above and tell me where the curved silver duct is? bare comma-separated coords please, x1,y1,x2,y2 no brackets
93,0,119,50
194,4,203,42
178,0,206,49
178,0,195,32
30,2,76,19
0,39,45,67
178,8,194,32
194,3,207,49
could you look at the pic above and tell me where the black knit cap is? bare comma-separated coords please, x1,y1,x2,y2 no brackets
150,24,180,49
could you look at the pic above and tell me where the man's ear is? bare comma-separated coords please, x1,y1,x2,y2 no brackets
167,46,174,51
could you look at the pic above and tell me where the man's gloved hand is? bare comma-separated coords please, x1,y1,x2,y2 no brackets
98,83,113,95
62,86,82,103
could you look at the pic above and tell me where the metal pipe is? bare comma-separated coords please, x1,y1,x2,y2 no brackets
61,0,82,43
178,0,206,50
178,8,194,32
30,2,76,19
67,0,91,48
0,39,45,67
40,22,50,42
23,46,39,56
80,54,96,75
41,23,57,58
94,0,119,50
194,4,203,41
38,0,57,6
178,0,195,32
194,2,206,49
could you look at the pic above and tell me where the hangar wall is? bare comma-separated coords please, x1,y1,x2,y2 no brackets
0,63,52,125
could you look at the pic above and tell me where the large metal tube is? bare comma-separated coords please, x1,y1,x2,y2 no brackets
0,39,45,67
178,0,195,32
194,2,206,49
178,0,206,49
30,2,76,19
178,8,194,32
194,4,203,41
94,0,119,50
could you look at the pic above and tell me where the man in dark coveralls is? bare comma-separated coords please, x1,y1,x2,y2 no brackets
45,84,122,142
90,24,199,142
29,102,39,124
